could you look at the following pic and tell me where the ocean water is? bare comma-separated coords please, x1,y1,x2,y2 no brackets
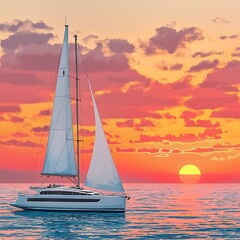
0,183,240,239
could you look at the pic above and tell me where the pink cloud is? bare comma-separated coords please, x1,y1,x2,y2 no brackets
10,115,24,123
138,148,159,153
129,131,220,143
116,147,135,152
199,128,222,140
211,109,240,119
200,60,240,91
0,105,21,113
129,134,162,143
181,110,197,120
164,113,176,119
161,148,171,153
0,139,43,148
172,149,182,153
172,75,192,89
185,88,238,110
164,133,199,142
0,71,40,85
38,109,51,116
0,83,47,104
12,132,29,138
211,99,240,120
185,119,220,128
81,129,95,137
131,129,223,143
31,125,49,133
135,119,155,131
108,140,121,144
116,119,134,128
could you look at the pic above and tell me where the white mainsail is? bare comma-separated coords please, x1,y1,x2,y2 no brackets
42,26,77,177
85,80,124,193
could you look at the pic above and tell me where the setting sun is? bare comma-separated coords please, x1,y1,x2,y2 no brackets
179,165,201,184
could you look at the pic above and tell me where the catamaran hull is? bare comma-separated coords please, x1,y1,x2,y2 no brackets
11,194,126,212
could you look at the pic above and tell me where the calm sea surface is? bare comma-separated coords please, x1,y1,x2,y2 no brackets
0,183,240,239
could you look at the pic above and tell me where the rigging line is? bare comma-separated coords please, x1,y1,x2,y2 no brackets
30,55,61,185
39,174,49,187
79,48,89,79
67,177,77,185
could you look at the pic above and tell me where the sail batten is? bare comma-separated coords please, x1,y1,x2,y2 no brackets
42,26,77,177
85,80,124,193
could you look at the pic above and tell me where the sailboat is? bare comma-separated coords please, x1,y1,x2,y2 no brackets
11,25,128,212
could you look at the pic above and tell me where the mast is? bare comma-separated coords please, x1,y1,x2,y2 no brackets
74,34,80,187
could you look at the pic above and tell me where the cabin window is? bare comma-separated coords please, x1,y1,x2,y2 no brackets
39,191,89,195
27,198,100,202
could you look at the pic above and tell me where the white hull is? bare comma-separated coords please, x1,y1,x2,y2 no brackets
11,187,126,212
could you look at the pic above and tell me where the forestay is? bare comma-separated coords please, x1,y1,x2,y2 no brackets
42,26,77,177
85,80,124,193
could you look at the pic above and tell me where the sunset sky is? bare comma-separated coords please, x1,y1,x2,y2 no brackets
0,0,239,183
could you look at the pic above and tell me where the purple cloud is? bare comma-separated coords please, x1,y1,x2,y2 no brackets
212,17,230,24
82,34,98,44
84,43,129,72
170,63,183,71
108,39,135,53
141,26,204,55
192,51,223,58
219,34,238,40
0,19,53,33
156,62,183,71
231,47,240,57
189,59,219,72
1,32,54,50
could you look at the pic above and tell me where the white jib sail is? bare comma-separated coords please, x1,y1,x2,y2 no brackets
85,80,124,193
42,26,77,177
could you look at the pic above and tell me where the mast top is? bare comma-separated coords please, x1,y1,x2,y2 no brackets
64,16,68,27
